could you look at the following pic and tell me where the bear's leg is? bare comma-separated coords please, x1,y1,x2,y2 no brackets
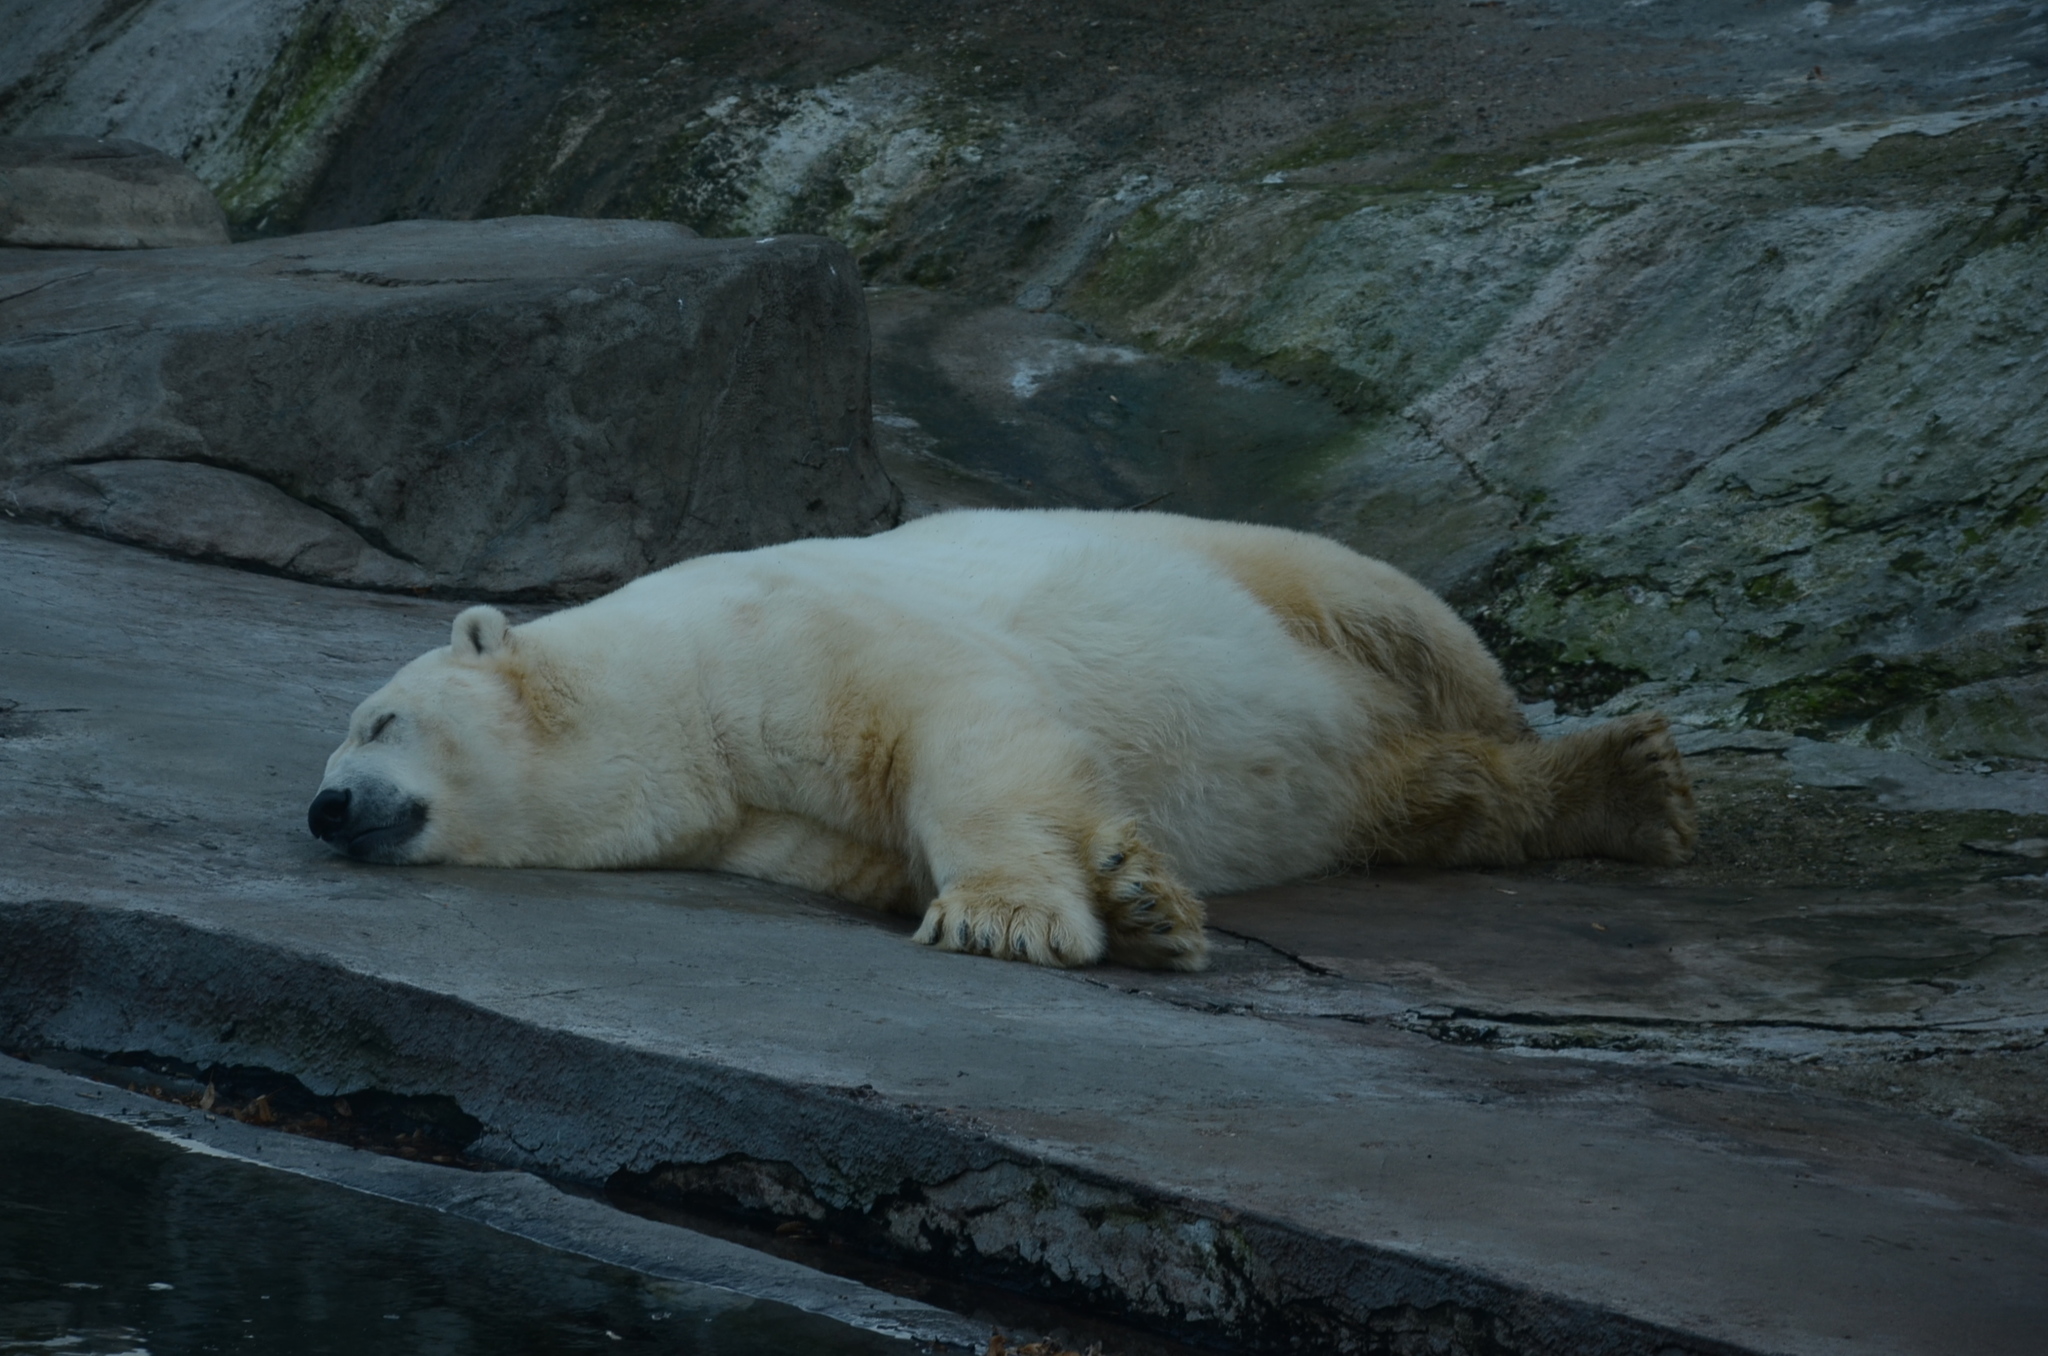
909,816,1210,969
1086,821,1210,971
711,809,923,913
898,725,1118,965
1370,712,1696,868
903,725,1209,968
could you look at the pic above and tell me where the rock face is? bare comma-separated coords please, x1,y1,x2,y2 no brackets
1096,108,2046,766
0,0,450,234
276,0,2048,760
0,217,896,597
4,0,2045,754
0,136,229,249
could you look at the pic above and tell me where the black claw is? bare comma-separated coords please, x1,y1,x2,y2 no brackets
1134,895,1157,913
1150,920,1174,934
1101,851,1127,872
954,920,970,948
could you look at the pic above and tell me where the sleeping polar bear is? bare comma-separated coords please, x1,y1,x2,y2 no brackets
309,510,1695,970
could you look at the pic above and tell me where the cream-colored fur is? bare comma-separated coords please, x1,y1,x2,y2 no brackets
315,510,1695,969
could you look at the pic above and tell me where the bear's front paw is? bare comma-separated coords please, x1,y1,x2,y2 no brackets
913,878,1106,967
1091,826,1210,972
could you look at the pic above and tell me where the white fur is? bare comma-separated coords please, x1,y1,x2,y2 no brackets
317,509,1695,968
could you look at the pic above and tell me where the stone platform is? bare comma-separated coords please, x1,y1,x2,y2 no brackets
2,520,2044,1356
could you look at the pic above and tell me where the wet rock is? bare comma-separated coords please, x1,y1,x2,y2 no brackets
867,288,1351,521
0,136,229,249
1778,740,2048,815
0,216,896,597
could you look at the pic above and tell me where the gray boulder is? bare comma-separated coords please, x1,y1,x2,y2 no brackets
0,135,229,249
0,215,898,597
10,459,427,589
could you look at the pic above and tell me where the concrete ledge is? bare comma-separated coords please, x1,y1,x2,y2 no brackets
4,520,2047,1355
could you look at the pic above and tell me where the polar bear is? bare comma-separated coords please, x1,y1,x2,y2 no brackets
309,509,1694,969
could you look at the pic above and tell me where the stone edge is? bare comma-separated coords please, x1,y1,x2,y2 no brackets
0,898,1760,1356
0,1050,990,1351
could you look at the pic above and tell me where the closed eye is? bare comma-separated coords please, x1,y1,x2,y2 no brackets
367,712,396,741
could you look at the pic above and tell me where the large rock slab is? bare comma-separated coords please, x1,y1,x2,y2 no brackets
3,517,2046,1356
0,1061,985,1350
0,216,898,596
0,135,229,248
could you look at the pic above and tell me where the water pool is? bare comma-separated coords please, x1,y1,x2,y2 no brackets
0,1100,922,1356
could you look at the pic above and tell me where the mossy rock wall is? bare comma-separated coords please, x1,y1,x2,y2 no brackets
9,0,2045,756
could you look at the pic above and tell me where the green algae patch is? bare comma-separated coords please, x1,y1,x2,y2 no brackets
1464,543,1655,710
1377,153,1526,195
214,0,444,232
1796,116,2043,208
1535,101,1744,159
1743,570,1802,607
1258,105,1439,174
1074,199,1211,318
1067,183,1355,357
1744,657,1956,738
1478,624,1650,712
1732,617,2048,749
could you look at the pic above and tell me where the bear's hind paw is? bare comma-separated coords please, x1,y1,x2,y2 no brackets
1091,828,1210,972
1551,711,1698,866
1599,712,1698,865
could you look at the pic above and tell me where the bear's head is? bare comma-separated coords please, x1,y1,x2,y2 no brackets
309,605,561,865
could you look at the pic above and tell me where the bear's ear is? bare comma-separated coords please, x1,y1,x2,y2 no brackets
451,605,511,663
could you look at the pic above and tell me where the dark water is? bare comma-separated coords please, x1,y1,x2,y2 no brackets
0,1101,917,1356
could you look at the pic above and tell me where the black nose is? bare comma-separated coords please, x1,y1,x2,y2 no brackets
308,787,352,840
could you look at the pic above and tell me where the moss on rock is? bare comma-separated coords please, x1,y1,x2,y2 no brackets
211,0,448,232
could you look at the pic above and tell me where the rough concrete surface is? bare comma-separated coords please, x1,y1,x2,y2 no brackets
0,1054,979,1351
0,135,229,249
4,520,2046,1356
0,216,898,596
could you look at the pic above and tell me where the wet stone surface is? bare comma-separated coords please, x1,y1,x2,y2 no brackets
1197,871,2048,1158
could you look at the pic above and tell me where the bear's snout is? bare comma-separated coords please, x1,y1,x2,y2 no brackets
308,782,428,861
308,787,351,839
